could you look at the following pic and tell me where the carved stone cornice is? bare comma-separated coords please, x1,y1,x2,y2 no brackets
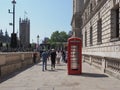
82,0,90,13
71,12,81,28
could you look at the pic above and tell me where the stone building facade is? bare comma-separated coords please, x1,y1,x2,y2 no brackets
71,0,84,38
72,0,120,79
82,0,120,58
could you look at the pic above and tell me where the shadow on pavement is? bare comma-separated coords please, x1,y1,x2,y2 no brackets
37,63,67,66
45,68,66,72
0,64,34,83
47,70,58,72
70,72,108,78
56,68,66,71
81,72,109,78
36,63,51,66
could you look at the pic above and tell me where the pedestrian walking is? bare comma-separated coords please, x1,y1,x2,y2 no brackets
56,50,62,64
33,52,37,64
41,50,48,71
50,49,56,70
62,50,66,62
47,49,51,61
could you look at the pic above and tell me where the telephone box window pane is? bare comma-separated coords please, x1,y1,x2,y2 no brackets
70,45,79,70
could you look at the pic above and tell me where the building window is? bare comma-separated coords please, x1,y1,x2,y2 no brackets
85,12,87,20
85,31,87,47
90,3,93,13
111,6,119,41
97,18,102,44
116,8,119,38
90,26,93,46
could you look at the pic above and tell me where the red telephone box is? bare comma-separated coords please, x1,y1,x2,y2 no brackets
67,37,82,75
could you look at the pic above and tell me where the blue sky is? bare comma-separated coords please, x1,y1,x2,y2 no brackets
0,0,72,43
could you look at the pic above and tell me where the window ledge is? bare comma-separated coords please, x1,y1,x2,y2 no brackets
110,38,120,42
90,44,93,46
97,42,102,45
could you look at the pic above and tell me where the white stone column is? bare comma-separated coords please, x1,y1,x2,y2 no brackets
101,57,106,73
89,56,92,65
82,55,85,62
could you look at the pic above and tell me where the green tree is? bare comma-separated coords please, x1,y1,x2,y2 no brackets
48,31,69,49
50,31,69,42
59,31,69,42
51,31,60,42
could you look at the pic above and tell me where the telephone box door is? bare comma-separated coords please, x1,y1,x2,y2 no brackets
67,37,82,75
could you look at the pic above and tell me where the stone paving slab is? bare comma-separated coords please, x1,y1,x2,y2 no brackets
0,61,120,90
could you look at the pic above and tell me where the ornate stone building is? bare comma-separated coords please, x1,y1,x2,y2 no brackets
19,18,30,48
71,0,84,38
72,0,120,79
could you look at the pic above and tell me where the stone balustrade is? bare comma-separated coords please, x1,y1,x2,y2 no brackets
83,54,120,79
0,52,40,77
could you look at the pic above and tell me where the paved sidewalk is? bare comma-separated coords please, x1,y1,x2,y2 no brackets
0,61,120,90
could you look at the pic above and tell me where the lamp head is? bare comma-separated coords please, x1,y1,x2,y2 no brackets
8,9,10,13
12,0,16,4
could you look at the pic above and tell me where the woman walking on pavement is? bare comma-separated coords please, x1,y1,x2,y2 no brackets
50,49,56,70
56,50,62,64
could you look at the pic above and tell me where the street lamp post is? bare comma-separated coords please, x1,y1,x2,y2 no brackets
8,0,17,48
36,35,40,50
37,35,40,45
12,0,16,34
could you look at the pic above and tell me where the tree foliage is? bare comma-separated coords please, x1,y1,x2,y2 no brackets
50,31,69,42
48,31,69,49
